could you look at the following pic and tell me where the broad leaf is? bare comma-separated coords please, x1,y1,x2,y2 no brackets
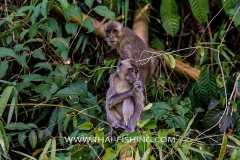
160,0,180,36
93,5,115,20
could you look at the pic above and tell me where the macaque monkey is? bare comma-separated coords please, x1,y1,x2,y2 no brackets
100,21,156,90
106,58,144,133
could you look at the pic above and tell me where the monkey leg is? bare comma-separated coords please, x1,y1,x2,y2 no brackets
122,97,134,126
125,88,144,133
107,108,126,130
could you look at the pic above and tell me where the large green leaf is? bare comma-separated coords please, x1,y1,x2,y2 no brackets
188,0,209,24
160,0,180,36
202,108,224,128
193,82,210,106
200,68,218,99
93,5,115,20
0,86,13,117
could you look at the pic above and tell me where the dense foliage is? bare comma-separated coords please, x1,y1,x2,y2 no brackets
0,0,240,159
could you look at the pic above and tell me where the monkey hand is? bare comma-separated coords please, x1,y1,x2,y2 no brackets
99,55,105,66
133,81,142,90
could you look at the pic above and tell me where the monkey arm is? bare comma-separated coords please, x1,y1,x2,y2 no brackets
99,49,119,65
107,89,134,108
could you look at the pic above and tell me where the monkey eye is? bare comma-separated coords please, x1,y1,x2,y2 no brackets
128,68,133,72
106,30,111,34
117,62,122,67
112,29,118,34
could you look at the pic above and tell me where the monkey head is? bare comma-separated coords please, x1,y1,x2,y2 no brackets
117,58,139,85
104,21,123,47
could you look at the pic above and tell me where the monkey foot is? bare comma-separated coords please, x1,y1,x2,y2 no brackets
112,122,126,130
125,127,135,134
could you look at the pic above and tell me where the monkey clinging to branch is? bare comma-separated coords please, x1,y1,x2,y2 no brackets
106,58,144,133
100,21,156,90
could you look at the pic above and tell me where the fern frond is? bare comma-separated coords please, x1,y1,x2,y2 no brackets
188,0,209,24
200,68,218,99
160,0,180,36
193,82,210,106
221,0,236,15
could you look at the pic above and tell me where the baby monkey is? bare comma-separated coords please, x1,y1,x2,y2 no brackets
106,58,144,133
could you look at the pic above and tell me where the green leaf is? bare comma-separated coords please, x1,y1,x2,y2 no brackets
143,103,152,111
73,33,85,53
22,74,43,83
0,19,7,27
140,120,157,129
81,18,94,33
18,52,27,66
0,120,9,152
50,38,69,48
188,0,209,24
48,108,58,134
20,29,29,40
39,138,52,160
0,86,13,117
85,0,94,8
81,35,88,53
35,62,52,70
0,47,17,58
0,61,8,79
17,6,35,16
18,132,26,147
102,148,118,160
176,148,187,160
222,0,237,15
31,3,41,24
202,108,223,128
76,122,93,130
70,79,88,97
200,68,218,98
6,35,12,44
7,98,15,124
46,17,58,32
218,133,228,160
24,38,44,44
160,0,180,36
93,5,115,20
29,131,38,149
164,54,175,68
58,0,69,10
55,87,76,97
192,82,210,106
65,22,78,35
228,135,240,146
51,138,56,159
142,148,151,160
40,25,53,33
41,0,48,18
182,145,213,156
35,84,52,101
32,49,46,60
69,4,82,20
5,122,32,130
37,130,44,139
28,22,39,39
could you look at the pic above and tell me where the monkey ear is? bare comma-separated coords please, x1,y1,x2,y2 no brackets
129,59,139,68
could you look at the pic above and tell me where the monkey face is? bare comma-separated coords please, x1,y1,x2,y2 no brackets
104,21,123,47
117,59,139,85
